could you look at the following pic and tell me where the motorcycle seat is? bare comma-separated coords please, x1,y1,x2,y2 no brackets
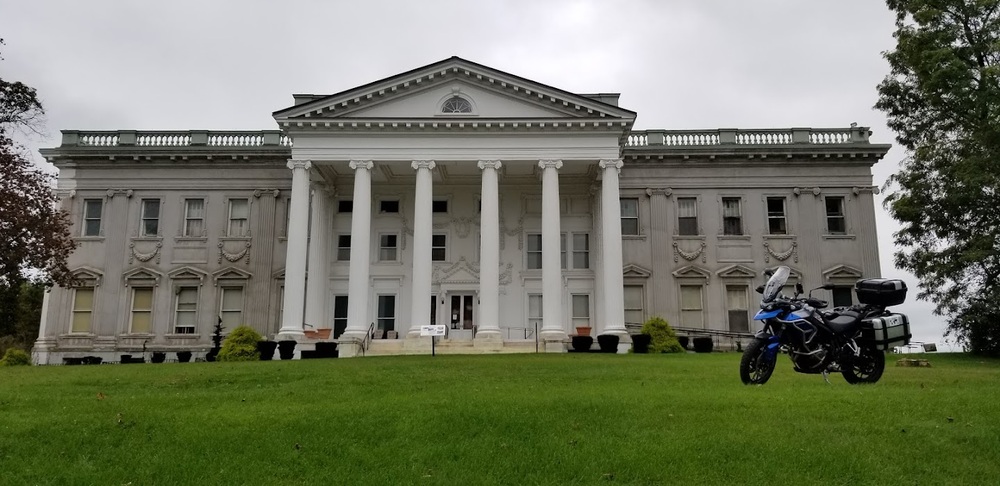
823,309,862,334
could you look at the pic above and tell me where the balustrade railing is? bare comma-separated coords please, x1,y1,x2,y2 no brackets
626,127,867,147
66,130,292,148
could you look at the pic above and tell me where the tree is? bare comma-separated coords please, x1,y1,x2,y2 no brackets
876,1,1000,355
0,38,76,350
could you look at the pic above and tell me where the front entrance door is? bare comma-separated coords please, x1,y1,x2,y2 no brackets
449,294,475,330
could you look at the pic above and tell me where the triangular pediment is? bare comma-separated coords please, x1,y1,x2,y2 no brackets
623,264,652,278
274,57,636,122
70,266,104,287
717,264,757,279
672,265,711,280
766,265,803,282
432,257,480,285
168,266,208,283
212,266,253,285
123,267,163,285
823,264,863,280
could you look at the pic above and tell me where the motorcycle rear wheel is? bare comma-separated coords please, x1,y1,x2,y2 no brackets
841,346,885,384
740,338,777,385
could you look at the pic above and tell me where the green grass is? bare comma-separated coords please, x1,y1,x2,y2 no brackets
2,353,999,485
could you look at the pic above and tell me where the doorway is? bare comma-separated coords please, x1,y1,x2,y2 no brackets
449,294,475,330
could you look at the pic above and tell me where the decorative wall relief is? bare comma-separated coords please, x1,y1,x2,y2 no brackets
129,239,162,264
218,239,251,264
673,240,707,263
763,239,798,263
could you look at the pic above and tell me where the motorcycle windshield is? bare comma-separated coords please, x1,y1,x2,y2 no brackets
761,266,789,304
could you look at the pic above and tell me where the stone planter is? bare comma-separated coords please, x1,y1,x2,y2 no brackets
151,352,166,363
693,337,714,353
632,334,652,354
277,340,296,360
176,351,192,363
257,341,278,361
597,334,620,353
570,335,593,352
303,328,332,340
575,326,592,337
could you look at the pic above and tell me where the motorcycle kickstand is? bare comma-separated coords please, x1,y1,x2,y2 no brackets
821,370,832,385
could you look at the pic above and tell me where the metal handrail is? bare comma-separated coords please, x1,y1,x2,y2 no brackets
361,322,375,356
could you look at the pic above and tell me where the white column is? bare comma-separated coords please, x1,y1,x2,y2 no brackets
408,160,435,337
279,159,312,337
476,160,502,342
599,159,627,338
344,160,374,338
539,159,566,346
305,183,329,332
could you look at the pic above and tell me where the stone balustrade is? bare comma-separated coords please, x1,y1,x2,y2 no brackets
62,130,293,148
626,126,871,147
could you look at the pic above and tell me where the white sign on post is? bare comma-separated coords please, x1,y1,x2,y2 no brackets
420,325,447,337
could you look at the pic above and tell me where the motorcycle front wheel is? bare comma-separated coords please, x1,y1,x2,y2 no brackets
841,346,885,384
740,338,777,385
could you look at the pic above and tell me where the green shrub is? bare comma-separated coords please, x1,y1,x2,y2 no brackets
217,325,262,362
0,348,31,366
640,316,684,353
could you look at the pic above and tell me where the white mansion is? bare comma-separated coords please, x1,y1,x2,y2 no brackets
33,57,890,363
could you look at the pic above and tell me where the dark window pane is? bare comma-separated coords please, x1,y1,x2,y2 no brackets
729,310,749,332
621,219,639,236
678,217,698,235
432,234,446,246
833,287,853,307
432,248,446,261
723,217,742,235
380,200,399,213
432,200,448,213
338,200,353,213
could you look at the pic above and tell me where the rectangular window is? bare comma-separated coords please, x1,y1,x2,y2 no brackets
83,199,102,236
183,198,205,237
680,285,704,328
130,288,153,333
380,200,399,213
726,285,749,333
377,295,396,333
722,197,742,236
140,199,160,236
826,197,846,234
220,287,244,329
379,234,398,261
333,295,348,338
677,197,698,236
228,198,249,236
432,234,447,261
620,198,639,235
337,234,351,261
624,285,644,326
766,197,787,235
528,294,543,331
526,234,542,269
572,233,589,269
174,287,198,334
571,294,590,329
338,200,353,213
71,288,94,333
833,286,853,307
432,200,448,213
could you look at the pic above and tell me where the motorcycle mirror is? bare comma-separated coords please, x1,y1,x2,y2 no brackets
795,283,804,296
754,285,765,294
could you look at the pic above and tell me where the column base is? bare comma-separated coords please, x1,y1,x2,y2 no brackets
336,335,365,358
540,330,568,353
276,327,305,341
473,330,504,351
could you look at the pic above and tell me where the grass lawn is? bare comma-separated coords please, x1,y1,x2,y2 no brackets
2,352,999,485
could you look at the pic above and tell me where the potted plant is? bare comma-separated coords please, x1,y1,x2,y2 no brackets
570,335,593,352
257,340,278,361
693,336,714,353
151,352,166,363
632,333,652,354
597,334,620,353
575,326,592,337
278,340,296,360
176,351,192,363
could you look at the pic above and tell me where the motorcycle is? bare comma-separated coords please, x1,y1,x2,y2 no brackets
739,266,911,385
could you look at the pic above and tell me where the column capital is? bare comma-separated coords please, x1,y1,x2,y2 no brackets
411,160,436,170
310,182,336,197
478,160,502,170
538,159,563,170
349,160,374,171
645,187,672,197
287,159,312,170
599,159,624,172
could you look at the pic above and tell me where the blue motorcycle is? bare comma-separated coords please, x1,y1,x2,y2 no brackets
739,266,911,385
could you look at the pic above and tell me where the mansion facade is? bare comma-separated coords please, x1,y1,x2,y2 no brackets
33,57,890,363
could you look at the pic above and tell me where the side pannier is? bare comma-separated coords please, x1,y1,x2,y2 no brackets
860,314,911,350
855,278,907,307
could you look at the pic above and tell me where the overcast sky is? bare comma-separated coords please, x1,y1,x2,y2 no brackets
0,0,950,349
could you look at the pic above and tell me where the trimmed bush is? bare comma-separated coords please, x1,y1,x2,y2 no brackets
692,336,714,353
217,325,263,362
640,316,684,353
0,348,31,366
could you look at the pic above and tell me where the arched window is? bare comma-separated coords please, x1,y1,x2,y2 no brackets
441,96,473,114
